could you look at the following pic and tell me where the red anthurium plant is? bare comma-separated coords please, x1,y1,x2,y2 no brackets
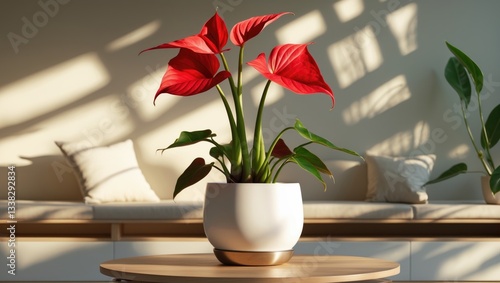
141,12,362,198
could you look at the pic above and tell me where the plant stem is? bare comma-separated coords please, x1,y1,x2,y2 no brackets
252,80,272,181
476,92,496,169
263,126,294,167
215,85,237,138
235,46,251,182
215,84,242,180
460,101,493,175
219,53,238,96
272,159,291,183
219,52,248,181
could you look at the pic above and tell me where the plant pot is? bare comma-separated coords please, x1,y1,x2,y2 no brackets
203,182,304,266
481,175,500,205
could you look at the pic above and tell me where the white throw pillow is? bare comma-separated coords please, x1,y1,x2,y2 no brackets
55,139,160,204
365,152,435,204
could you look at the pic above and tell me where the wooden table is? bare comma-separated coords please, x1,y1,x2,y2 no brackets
100,254,400,283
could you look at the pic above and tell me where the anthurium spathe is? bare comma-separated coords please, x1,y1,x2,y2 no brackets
141,12,228,54
140,11,362,198
230,12,292,46
153,49,231,103
247,43,335,107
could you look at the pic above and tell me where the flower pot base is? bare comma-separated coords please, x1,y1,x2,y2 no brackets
213,249,294,266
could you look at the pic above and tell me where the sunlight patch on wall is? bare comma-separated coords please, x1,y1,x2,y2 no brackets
0,53,109,128
387,3,418,55
328,26,382,89
0,96,134,166
367,120,435,157
343,75,411,125
127,64,168,121
106,20,161,52
448,143,470,159
276,10,326,44
242,66,260,85
412,120,430,148
367,130,413,156
251,80,284,107
333,0,364,23
434,243,500,280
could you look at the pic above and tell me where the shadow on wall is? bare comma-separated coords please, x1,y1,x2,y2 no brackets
0,156,81,201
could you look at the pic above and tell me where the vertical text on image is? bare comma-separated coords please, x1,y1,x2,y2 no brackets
6,165,17,276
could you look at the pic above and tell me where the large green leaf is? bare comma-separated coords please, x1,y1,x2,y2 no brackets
490,166,500,194
444,57,471,107
163,130,215,151
481,104,500,149
424,162,468,186
293,119,363,159
173,158,213,199
290,147,333,191
446,41,484,94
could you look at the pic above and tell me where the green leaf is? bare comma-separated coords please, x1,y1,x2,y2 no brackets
294,147,332,176
293,119,363,159
209,143,232,160
481,104,500,149
446,41,484,94
444,57,471,107
290,147,333,190
490,166,500,194
424,162,468,186
173,158,213,199
290,155,326,191
162,130,216,151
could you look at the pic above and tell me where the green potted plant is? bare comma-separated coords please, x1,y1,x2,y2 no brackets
425,42,500,204
140,11,362,265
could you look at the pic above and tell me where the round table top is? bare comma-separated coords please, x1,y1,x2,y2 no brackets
100,253,400,283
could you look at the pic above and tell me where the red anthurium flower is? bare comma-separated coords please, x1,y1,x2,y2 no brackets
247,43,335,107
230,12,292,46
141,12,228,55
271,139,293,158
153,49,231,104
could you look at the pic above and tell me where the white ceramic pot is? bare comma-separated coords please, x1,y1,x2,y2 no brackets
203,182,304,255
481,175,500,205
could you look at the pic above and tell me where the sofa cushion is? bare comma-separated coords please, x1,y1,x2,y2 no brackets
55,139,160,204
92,200,203,220
365,152,435,204
0,200,93,220
412,201,500,219
303,201,414,219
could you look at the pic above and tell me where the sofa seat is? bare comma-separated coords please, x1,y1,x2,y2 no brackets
0,200,93,220
303,201,413,219
0,200,415,221
412,200,500,220
2,200,499,221
93,201,204,220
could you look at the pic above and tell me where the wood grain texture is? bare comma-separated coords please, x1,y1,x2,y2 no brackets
100,254,400,283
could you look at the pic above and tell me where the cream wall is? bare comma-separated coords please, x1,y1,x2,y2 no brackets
1,0,499,201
